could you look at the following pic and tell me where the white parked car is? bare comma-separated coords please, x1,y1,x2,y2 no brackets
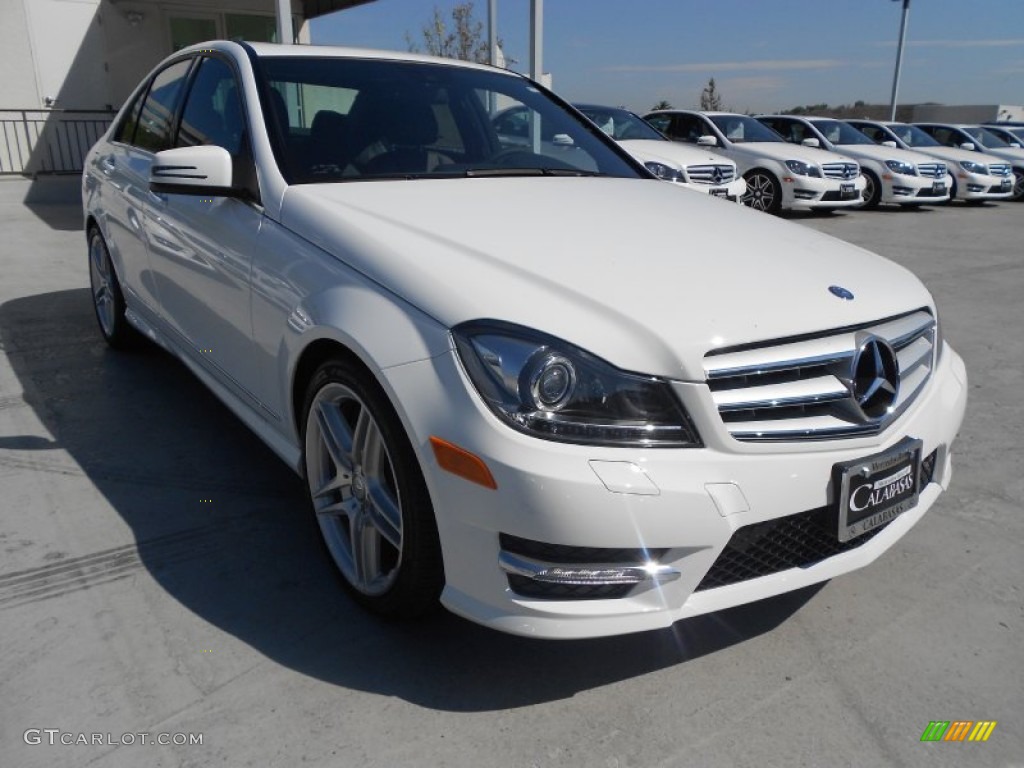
757,115,951,208
83,41,967,639
573,104,745,201
913,123,1024,201
644,110,865,214
981,124,1024,149
847,120,1013,203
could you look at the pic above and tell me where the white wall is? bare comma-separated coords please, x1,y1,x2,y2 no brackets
0,0,42,108
24,0,109,109
1,0,306,111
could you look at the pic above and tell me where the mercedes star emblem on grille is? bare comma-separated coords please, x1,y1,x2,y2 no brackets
849,335,900,421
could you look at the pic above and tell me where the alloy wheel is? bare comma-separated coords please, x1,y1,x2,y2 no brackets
743,172,779,213
305,382,404,596
89,233,117,338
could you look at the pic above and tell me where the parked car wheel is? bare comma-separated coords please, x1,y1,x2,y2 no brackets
1012,168,1024,201
742,170,782,214
302,358,443,618
87,227,134,348
861,170,882,209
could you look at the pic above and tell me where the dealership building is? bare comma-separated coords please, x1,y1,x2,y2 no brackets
0,0,373,176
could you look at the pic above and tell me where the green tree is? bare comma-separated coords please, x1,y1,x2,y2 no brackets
651,99,674,111
405,2,496,64
699,78,723,111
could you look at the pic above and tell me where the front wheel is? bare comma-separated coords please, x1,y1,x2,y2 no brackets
1012,168,1024,201
87,227,134,348
742,170,782,214
861,169,882,209
302,359,443,618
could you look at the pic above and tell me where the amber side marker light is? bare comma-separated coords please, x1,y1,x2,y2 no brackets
429,436,497,490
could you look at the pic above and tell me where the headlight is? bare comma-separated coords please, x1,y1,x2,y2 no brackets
784,160,822,178
884,160,916,176
959,160,987,174
644,161,686,183
453,321,701,447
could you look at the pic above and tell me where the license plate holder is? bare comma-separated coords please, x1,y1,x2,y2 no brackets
833,438,922,543
932,181,946,194
710,187,727,198
1001,178,1012,191
840,182,856,199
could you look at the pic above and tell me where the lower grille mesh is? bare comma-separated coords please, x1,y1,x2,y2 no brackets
697,449,939,591
695,506,885,591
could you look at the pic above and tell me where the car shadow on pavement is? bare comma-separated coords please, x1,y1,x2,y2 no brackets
21,202,83,232
0,288,823,712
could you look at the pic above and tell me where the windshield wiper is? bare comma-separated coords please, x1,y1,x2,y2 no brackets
464,167,606,178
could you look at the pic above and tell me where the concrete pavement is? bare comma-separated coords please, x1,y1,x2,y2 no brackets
1,177,1021,767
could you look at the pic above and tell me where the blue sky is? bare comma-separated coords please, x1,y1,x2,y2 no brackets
310,0,1024,114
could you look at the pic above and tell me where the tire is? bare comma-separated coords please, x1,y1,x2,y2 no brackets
861,169,882,209
87,226,134,348
948,176,959,202
742,170,782,214
302,358,443,618
1012,168,1024,201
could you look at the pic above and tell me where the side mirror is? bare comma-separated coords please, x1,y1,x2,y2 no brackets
959,142,976,151
150,146,234,194
881,140,898,148
1009,142,1022,149
551,133,575,147
801,137,820,148
697,135,717,147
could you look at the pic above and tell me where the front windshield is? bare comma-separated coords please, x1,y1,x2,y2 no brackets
708,115,783,143
888,123,941,148
257,57,640,183
576,106,665,141
962,126,1009,148
810,119,873,146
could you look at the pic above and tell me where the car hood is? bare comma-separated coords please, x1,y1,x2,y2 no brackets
909,145,1003,167
618,139,734,170
834,143,941,167
281,177,932,380
729,141,858,166
979,146,1024,163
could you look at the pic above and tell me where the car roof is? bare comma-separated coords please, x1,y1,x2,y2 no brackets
574,103,633,113
180,40,510,76
643,110,734,117
758,115,836,122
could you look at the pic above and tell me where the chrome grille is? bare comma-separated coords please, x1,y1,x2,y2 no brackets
686,164,736,185
822,162,859,180
988,163,1011,177
917,162,946,178
704,309,937,442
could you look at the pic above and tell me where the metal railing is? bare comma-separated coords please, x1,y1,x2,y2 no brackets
1,109,116,176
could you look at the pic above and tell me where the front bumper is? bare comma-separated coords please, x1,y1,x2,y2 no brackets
956,171,1014,200
383,341,967,639
681,177,747,203
782,175,866,210
882,172,952,205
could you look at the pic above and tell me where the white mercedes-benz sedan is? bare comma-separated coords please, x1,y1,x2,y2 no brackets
847,120,1014,204
644,110,866,214
757,115,952,208
83,41,967,639
573,104,746,201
